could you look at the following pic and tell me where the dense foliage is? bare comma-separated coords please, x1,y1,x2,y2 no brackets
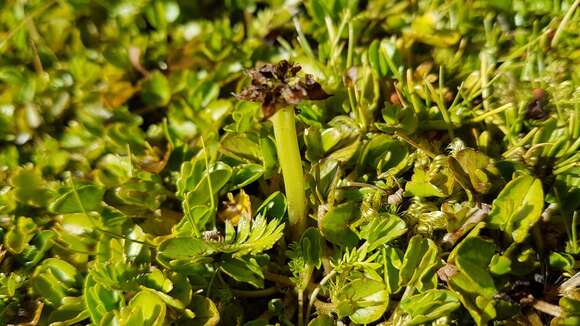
1,0,579,325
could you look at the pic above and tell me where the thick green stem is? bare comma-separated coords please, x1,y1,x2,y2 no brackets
271,107,306,239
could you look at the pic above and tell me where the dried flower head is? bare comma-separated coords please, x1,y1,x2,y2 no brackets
235,60,330,119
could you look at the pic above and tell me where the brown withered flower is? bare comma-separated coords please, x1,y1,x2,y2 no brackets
234,60,330,119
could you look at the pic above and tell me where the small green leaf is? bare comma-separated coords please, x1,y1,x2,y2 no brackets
333,278,389,324
319,202,359,247
4,216,37,254
121,290,166,326
220,256,264,288
487,175,544,242
405,169,447,197
11,165,52,206
218,215,285,257
360,213,407,251
141,71,171,107
49,184,104,214
84,275,124,325
255,191,287,220
307,315,334,326
230,163,263,190
158,237,215,260
190,295,219,326
399,235,439,290
400,289,461,325
549,251,575,272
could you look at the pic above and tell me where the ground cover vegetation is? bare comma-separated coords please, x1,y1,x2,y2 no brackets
0,0,579,325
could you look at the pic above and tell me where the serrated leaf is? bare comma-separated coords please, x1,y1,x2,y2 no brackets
219,215,285,257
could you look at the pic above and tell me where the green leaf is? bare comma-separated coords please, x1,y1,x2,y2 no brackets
400,289,461,325
399,235,439,290
319,202,359,247
360,213,407,251
120,290,166,326
307,315,334,326
158,237,215,260
333,278,389,324
84,275,124,325
260,136,277,178
218,214,285,257
377,103,418,133
190,295,219,326
297,227,323,268
255,191,287,220
220,255,264,288
4,216,37,254
405,168,447,197
447,224,498,325
452,148,500,194
49,184,104,214
288,227,323,290
141,71,171,107
229,163,263,190
382,246,403,293
32,258,81,305
487,175,544,242
180,161,233,205
549,251,575,272
10,165,52,206
356,135,409,176
47,296,90,325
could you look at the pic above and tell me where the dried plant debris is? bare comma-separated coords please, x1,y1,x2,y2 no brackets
0,0,579,325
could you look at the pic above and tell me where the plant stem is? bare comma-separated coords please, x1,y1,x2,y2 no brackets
551,0,580,48
271,107,307,239
298,290,304,326
306,270,336,321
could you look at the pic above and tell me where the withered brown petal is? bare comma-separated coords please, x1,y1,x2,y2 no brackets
248,68,269,86
274,60,289,80
289,65,302,77
281,85,307,105
301,74,331,100
234,86,265,103
258,64,275,79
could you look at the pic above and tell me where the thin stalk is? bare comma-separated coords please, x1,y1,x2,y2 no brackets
271,107,306,239
294,18,316,62
201,137,216,228
468,103,513,123
437,66,455,138
298,291,304,326
551,0,580,48
571,211,578,254
346,22,354,68
306,270,336,322
480,51,490,111
394,131,437,159
0,0,58,51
